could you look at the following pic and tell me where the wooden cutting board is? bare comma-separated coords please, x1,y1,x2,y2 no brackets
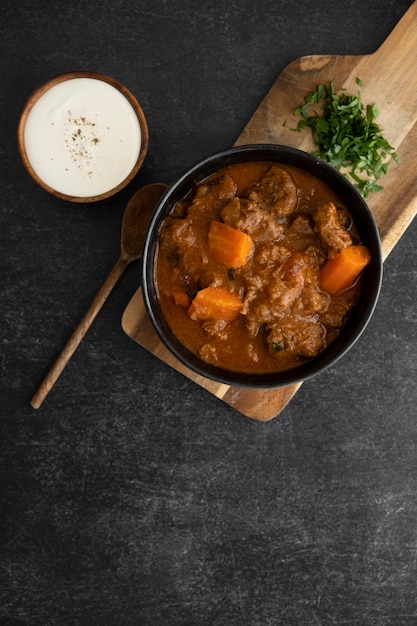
122,1,417,421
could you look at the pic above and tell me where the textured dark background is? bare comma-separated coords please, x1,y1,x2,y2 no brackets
1,1,417,624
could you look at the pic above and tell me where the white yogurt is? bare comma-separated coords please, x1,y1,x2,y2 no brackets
23,77,142,197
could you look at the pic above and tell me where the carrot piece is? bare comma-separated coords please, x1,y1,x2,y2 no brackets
169,288,192,308
319,245,371,294
208,220,253,268
188,286,243,321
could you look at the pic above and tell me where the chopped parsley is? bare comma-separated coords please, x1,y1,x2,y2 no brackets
293,80,400,197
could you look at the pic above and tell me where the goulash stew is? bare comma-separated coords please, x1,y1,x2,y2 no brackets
155,161,370,374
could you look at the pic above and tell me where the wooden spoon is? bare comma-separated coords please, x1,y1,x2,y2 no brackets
30,182,167,409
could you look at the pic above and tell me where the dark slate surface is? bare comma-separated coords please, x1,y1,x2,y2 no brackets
1,1,417,624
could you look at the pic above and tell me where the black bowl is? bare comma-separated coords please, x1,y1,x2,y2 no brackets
141,144,383,388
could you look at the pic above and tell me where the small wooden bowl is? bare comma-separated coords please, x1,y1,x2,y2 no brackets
17,71,149,203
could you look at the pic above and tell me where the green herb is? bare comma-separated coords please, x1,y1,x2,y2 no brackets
293,81,399,197
227,268,235,281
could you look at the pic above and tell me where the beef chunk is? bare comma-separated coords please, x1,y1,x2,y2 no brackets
248,165,298,218
314,202,352,253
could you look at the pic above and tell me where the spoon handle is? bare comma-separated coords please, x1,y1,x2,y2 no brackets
30,255,129,409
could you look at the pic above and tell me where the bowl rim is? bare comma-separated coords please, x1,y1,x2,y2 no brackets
142,143,383,388
17,70,149,203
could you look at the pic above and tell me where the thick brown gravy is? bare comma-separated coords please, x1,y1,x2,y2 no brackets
155,161,366,374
